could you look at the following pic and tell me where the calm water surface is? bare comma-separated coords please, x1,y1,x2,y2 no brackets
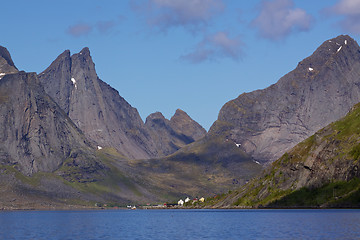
0,209,359,239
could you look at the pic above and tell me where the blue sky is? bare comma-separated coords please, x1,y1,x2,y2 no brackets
1,0,359,130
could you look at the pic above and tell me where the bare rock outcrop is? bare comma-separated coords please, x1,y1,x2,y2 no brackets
38,48,158,159
211,35,360,163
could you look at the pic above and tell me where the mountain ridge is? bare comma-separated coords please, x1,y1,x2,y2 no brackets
38,48,206,159
209,34,360,163
211,102,360,208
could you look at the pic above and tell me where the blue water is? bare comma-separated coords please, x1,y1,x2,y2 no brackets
0,209,359,239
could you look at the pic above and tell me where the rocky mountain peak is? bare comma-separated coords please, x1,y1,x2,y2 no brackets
170,109,207,142
145,109,206,156
0,46,18,76
146,112,166,121
212,35,360,163
294,35,358,76
39,48,159,160
80,47,90,55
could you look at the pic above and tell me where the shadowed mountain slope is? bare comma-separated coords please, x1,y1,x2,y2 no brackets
145,109,206,156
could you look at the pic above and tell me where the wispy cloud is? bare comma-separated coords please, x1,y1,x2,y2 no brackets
327,0,360,34
181,32,243,63
67,23,93,37
67,16,125,37
96,20,117,34
132,0,225,32
252,0,313,41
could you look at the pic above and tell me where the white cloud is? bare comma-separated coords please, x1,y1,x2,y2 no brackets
181,32,243,63
252,0,313,40
329,0,360,33
132,0,225,32
333,0,360,15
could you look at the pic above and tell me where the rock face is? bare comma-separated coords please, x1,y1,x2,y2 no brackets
39,48,206,159
170,109,207,142
0,46,18,77
214,102,360,208
145,109,206,156
0,68,93,176
38,48,158,159
211,35,360,163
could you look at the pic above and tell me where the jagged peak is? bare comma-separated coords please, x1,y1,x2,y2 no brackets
71,47,91,59
53,49,71,63
80,47,90,55
0,46,18,74
38,49,71,76
174,108,186,115
146,112,166,121
170,108,192,121
296,35,360,73
0,46,17,68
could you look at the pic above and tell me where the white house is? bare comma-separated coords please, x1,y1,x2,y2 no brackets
178,199,184,206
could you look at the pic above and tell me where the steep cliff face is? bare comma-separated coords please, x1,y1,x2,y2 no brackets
38,48,157,159
145,109,206,156
0,70,95,176
213,102,360,208
212,35,360,163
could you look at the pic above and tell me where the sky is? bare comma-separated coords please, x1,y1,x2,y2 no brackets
1,0,360,130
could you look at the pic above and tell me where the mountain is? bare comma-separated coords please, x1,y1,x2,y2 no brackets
0,46,218,209
212,102,360,208
38,48,158,159
210,35,360,163
0,50,97,176
38,48,206,160
145,109,206,156
0,46,18,76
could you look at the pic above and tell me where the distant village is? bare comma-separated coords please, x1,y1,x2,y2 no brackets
126,197,206,210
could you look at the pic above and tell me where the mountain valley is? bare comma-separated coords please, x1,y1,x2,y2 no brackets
1,35,360,209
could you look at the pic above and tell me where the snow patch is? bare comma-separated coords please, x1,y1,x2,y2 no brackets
337,46,342,53
336,42,340,46
235,143,241,148
71,77,77,89
254,160,261,165
329,41,332,43
345,40,348,45
0,73,5,79
97,146,102,150
308,67,313,71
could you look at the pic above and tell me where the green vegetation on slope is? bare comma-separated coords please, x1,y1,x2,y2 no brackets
269,178,360,207
213,103,360,208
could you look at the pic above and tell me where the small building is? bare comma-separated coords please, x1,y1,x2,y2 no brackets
178,199,184,206
184,197,190,203
199,197,205,203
